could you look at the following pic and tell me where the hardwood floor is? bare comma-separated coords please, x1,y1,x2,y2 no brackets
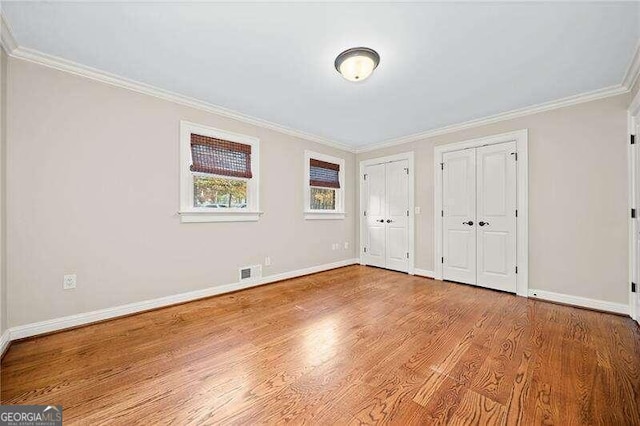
2,265,639,425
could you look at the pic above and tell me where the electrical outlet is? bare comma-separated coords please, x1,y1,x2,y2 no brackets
265,256,271,266
414,207,421,214
344,242,349,249
332,243,338,251
63,274,77,290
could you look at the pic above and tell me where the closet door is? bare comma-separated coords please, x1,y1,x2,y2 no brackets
442,149,477,285
476,142,517,292
363,163,386,268
385,160,409,272
636,118,640,324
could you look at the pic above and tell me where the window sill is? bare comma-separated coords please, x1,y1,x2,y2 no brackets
179,210,263,223
304,211,345,220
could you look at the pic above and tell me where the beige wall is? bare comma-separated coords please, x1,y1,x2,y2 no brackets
0,49,6,335
4,53,635,328
6,58,356,327
357,93,631,305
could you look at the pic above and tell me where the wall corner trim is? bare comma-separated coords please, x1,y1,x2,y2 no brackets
6,258,360,342
622,39,640,91
528,289,629,315
0,12,18,54
0,329,11,358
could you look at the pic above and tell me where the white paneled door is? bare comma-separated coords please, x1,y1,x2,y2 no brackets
442,142,518,293
476,142,517,292
442,149,476,285
363,160,409,273
363,163,386,268
385,160,410,272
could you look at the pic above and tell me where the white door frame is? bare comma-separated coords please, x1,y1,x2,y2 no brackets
628,90,640,323
434,129,529,297
359,152,415,274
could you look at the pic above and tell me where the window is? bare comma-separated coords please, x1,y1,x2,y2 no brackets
193,176,247,209
180,121,260,222
304,151,345,220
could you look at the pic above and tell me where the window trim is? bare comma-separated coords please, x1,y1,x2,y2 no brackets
304,150,345,220
179,121,261,223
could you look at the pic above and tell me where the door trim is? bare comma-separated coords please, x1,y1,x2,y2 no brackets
628,113,637,323
628,89,640,323
434,129,529,297
359,152,415,274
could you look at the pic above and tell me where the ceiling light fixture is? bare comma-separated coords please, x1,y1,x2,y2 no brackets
334,47,380,82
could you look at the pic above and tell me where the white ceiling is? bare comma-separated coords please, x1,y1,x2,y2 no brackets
2,2,639,148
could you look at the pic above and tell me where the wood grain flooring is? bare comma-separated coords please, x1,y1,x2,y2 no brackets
1,265,639,425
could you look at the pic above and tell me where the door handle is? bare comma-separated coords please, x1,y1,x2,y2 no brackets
377,219,384,223
463,221,474,226
386,219,393,223
478,221,490,226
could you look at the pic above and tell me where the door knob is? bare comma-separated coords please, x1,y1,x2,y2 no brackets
463,221,474,226
478,221,490,226
386,219,393,223
377,219,384,223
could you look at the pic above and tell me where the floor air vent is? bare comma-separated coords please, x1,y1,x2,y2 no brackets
239,265,262,282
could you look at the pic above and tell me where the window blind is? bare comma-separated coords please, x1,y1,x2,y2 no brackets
190,134,252,179
310,159,340,189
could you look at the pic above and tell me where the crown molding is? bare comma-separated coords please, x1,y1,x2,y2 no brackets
3,9,638,155
622,39,640,91
10,45,633,157
8,46,356,153
355,84,629,153
0,12,18,54
1,10,354,152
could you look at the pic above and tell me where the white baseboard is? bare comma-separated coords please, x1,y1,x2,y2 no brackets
0,329,11,356
8,258,359,341
414,268,435,279
528,289,628,315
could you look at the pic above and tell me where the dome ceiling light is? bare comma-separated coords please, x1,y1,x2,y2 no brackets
334,47,380,82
